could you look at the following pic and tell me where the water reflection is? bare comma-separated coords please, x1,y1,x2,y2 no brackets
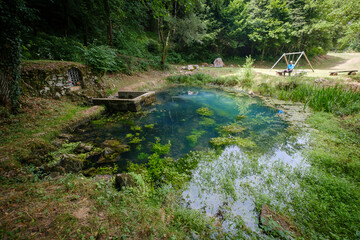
182,134,309,235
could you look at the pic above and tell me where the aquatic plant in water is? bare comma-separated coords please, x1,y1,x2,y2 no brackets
236,115,247,120
196,107,214,116
144,124,155,129
209,137,255,148
199,117,216,126
186,130,206,147
221,123,247,134
130,125,142,131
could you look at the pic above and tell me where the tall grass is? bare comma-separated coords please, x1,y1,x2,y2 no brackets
239,56,254,88
279,84,360,115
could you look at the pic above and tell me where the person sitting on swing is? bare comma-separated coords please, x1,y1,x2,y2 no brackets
284,61,295,75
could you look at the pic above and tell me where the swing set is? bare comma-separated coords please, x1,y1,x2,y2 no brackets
270,51,314,76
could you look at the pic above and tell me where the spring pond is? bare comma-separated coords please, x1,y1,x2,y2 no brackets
75,86,309,236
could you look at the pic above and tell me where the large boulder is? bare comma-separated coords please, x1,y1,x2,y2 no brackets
213,58,224,68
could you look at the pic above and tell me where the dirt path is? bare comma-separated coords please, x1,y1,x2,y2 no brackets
328,53,360,70
106,70,171,92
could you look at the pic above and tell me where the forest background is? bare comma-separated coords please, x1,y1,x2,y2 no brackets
1,0,360,109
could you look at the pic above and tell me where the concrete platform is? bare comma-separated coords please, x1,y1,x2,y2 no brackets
92,91,156,112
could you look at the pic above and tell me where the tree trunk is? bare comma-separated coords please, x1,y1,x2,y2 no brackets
161,30,171,65
103,0,113,47
0,0,22,111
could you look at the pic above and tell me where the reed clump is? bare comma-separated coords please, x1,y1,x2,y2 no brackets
279,84,360,115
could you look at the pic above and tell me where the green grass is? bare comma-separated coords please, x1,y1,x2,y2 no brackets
0,98,103,169
283,112,360,239
0,172,221,239
278,84,360,115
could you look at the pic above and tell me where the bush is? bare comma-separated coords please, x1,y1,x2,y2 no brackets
23,33,85,62
146,39,160,54
239,56,254,88
84,45,119,73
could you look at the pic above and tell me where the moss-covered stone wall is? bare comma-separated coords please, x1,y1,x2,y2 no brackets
20,61,101,99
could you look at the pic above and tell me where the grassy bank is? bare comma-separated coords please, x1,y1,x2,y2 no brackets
1,60,360,239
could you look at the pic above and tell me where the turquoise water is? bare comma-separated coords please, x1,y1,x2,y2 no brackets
75,86,308,236
75,86,288,170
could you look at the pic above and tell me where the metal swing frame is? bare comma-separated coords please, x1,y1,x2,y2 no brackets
270,51,314,72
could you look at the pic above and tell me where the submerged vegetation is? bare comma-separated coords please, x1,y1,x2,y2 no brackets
196,107,214,116
210,136,256,148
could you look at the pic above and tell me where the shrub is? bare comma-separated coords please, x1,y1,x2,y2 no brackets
239,55,255,88
23,33,85,62
146,39,160,54
84,45,119,73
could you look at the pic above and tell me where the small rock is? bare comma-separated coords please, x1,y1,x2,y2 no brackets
102,139,130,153
58,133,73,140
55,92,62,99
103,147,115,156
59,154,84,172
213,58,224,68
84,145,93,152
74,143,93,153
115,173,136,190
248,90,255,96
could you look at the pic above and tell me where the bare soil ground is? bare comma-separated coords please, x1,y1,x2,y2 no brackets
252,52,360,78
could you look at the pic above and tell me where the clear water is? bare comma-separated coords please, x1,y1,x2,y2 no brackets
75,86,309,236
74,86,289,168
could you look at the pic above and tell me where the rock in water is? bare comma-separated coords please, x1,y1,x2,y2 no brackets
213,58,224,68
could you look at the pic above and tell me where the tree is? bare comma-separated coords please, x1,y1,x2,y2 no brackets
0,0,30,111
329,0,360,50
145,0,200,65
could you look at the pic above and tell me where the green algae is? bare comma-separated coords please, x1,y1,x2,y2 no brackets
186,130,206,147
196,107,214,116
221,123,247,134
209,136,256,148
199,117,216,126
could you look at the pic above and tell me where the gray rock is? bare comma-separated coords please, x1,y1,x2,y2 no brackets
213,58,224,68
102,139,130,153
74,143,93,153
84,145,93,152
103,147,115,156
55,92,62,99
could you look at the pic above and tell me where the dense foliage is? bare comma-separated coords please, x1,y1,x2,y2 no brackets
1,0,359,109
18,0,360,65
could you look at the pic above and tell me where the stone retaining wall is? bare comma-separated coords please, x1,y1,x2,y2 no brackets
20,61,101,99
